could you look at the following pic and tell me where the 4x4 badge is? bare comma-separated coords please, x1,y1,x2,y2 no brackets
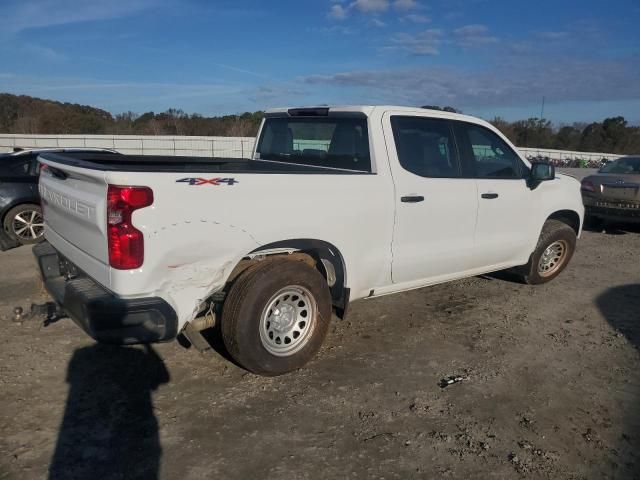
176,178,238,186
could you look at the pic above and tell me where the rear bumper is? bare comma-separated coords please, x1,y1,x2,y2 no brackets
584,204,640,223
33,241,178,344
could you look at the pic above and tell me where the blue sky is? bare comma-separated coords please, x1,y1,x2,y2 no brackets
0,0,639,123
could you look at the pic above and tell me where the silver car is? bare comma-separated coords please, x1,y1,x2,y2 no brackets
581,156,640,224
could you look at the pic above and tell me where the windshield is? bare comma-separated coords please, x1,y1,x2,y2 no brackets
599,157,640,174
256,116,371,172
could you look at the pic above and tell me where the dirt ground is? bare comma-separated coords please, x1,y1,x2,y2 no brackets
0,225,639,480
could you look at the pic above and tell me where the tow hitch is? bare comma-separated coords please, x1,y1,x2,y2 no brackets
12,302,65,325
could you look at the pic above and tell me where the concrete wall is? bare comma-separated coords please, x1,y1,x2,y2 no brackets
0,134,629,162
557,168,598,180
518,147,622,162
0,134,256,158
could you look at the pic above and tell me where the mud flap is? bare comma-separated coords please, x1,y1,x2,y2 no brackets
0,228,20,251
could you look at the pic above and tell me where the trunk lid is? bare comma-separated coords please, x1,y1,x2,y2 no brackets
590,174,640,202
38,157,109,264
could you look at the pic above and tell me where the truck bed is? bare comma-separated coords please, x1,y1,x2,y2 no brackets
39,152,367,174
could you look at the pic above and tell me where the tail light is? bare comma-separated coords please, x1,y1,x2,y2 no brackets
107,185,153,269
581,180,596,192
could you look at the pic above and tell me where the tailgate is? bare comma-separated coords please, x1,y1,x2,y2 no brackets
39,158,108,264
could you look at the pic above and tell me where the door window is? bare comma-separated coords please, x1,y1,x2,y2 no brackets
457,123,524,179
390,116,460,178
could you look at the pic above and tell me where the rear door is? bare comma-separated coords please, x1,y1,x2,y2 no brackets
39,158,109,265
452,121,535,269
383,112,478,285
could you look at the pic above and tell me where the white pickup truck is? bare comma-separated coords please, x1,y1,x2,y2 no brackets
34,106,584,375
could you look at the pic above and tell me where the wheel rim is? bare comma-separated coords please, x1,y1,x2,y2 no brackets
537,240,568,277
259,286,317,357
12,209,44,241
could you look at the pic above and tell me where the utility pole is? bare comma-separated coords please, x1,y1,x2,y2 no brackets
540,96,546,120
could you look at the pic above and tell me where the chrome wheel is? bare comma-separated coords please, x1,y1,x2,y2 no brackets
537,240,568,277
259,286,317,357
12,209,44,241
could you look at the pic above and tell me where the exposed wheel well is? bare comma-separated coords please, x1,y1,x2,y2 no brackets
2,202,41,224
547,210,581,235
226,239,350,318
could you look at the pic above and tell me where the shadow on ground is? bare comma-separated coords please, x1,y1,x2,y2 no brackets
596,284,640,478
49,344,169,480
596,284,640,350
583,219,640,236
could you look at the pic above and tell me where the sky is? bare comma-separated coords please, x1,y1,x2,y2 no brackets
0,0,639,123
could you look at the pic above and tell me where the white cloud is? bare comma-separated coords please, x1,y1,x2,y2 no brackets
453,24,498,48
371,18,387,27
403,13,430,23
308,25,356,35
328,4,348,20
327,0,420,22
393,0,418,11
22,44,67,62
0,0,161,33
538,31,569,40
301,58,640,108
390,29,443,55
350,0,390,13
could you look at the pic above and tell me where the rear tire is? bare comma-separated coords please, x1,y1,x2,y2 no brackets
516,220,576,285
221,258,332,376
3,204,45,245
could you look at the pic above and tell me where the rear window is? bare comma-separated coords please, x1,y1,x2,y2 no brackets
599,157,640,174
256,117,371,172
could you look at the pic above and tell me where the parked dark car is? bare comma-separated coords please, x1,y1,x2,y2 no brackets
0,148,119,250
581,156,640,225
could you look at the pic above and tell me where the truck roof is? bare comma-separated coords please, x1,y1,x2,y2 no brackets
264,105,492,127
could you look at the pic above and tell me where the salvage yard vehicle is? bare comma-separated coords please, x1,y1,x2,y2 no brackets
33,106,584,375
0,148,119,250
581,156,640,225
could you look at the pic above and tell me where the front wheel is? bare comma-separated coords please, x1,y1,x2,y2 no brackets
221,258,332,376
3,204,45,245
516,219,577,285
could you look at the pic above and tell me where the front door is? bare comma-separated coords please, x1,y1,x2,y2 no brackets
452,121,535,269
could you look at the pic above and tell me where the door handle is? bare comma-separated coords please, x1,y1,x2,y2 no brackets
481,193,499,199
401,195,425,203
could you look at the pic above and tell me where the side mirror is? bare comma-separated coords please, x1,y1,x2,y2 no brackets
528,162,555,189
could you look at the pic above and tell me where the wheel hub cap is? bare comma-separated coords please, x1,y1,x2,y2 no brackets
271,304,296,332
260,286,317,357
537,240,567,277
12,210,44,241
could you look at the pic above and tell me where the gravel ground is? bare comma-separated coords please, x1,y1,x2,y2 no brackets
0,225,639,480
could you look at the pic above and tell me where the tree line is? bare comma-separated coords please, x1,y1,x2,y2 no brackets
1,94,639,154
0,93,262,138
424,105,640,155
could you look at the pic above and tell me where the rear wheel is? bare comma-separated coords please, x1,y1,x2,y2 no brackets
516,219,576,285
221,258,332,376
3,204,44,245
